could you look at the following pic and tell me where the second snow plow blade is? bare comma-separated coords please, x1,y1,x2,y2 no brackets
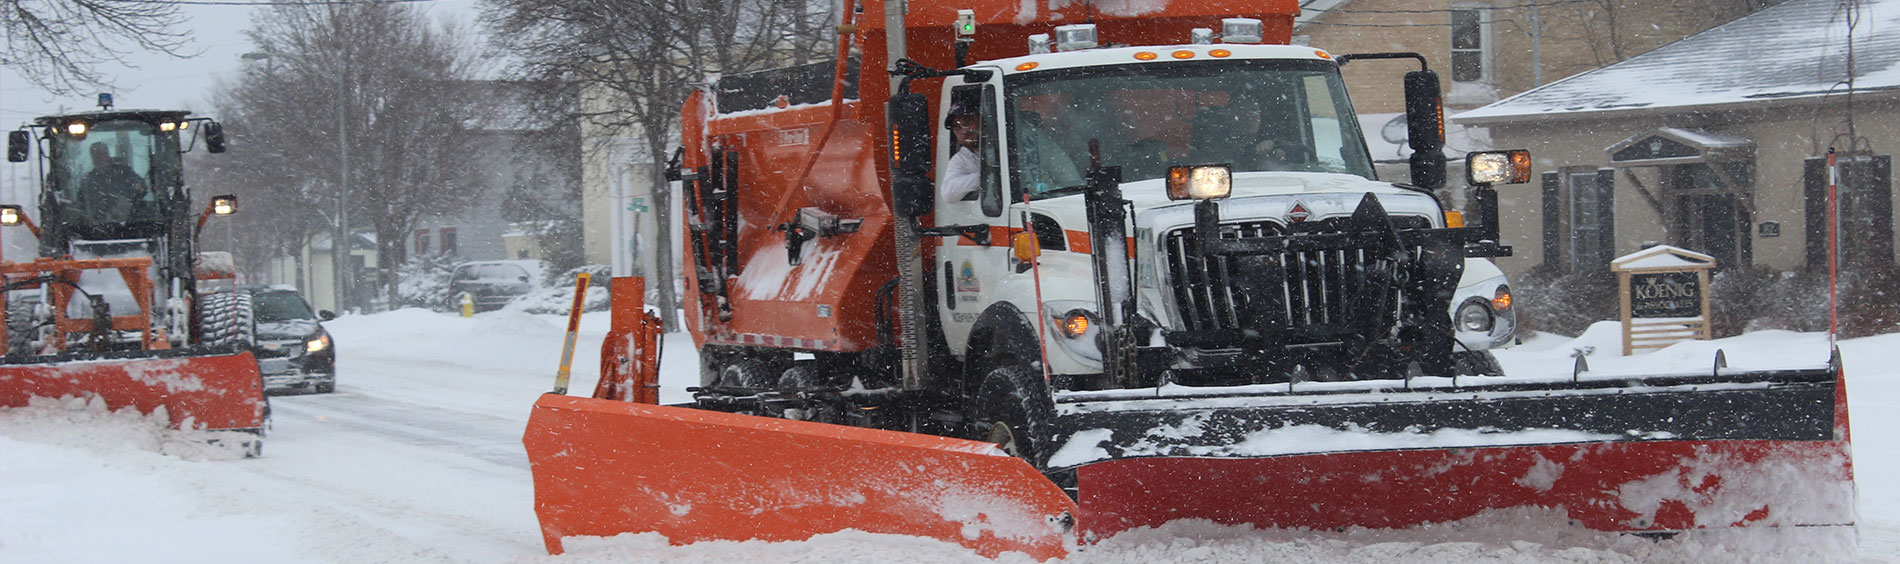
0,348,267,431
1049,363,1854,540
524,394,1076,560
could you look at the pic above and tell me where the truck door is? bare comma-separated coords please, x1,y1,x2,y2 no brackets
936,77,1007,355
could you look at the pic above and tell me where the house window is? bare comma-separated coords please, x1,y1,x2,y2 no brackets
1544,168,1615,272
440,227,458,255
415,229,432,255
1450,8,1487,83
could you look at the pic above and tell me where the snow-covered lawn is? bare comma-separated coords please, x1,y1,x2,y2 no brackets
3,309,1896,563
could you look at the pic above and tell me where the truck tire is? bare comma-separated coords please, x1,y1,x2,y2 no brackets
973,363,1055,465
196,292,256,350
1453,350,1504,377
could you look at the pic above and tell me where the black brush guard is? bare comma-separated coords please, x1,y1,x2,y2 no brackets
1161,193,1463,381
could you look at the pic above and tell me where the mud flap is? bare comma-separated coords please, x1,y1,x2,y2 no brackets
524,394,1076,560
0,350,266,431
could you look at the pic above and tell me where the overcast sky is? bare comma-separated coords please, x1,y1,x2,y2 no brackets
0,0,482,205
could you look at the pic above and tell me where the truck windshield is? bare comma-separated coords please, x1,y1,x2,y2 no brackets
1005,60,1375,197
51,119,173,233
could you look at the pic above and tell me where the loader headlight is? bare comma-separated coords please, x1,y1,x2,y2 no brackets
0,205,22,226
1456,300,1493,332
66,121,88,138
306,334,331,353
1166,165,1231,200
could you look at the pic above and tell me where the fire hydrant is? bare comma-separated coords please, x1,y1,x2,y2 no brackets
459,292,475,318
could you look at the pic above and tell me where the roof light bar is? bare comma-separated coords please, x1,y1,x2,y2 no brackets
1222,18,1263,44
1054,24,1098,51
1028,33,1052,54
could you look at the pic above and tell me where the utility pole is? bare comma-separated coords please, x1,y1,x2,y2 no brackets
333,22,352,313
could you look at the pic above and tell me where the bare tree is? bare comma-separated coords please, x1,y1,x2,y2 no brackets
481,0,833,329
1,0,195,94
204,4,488,308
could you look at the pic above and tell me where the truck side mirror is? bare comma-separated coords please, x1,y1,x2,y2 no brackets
887,92,934,218
204,121,227,154
1403,69,1446,193
6,131,27,162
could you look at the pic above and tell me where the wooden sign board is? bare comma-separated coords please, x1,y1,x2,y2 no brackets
1612,245,1715,355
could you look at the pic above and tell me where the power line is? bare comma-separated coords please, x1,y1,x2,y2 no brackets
1302,0,1592,15
108,0,435,6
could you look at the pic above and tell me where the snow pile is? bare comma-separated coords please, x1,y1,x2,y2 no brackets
0,395,251,460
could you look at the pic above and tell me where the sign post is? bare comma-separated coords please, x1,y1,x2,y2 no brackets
1612,245,1716,355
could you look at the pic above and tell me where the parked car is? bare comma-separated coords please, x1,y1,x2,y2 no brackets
1449,258,1516,376
447,260,551,313
247,285,337,394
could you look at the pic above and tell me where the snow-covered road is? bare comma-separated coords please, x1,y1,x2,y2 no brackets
3,309,1897,563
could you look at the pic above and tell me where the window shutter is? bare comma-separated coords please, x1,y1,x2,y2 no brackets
1803,157,1829,271
1542,171,1560,270
1594,168,1617,269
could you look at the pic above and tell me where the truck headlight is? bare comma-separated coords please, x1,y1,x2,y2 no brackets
306,334,331,353
1166,165,1231,200
1456,301,1493,332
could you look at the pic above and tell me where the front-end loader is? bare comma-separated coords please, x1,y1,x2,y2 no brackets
524,2,1853,559
0,95,266,449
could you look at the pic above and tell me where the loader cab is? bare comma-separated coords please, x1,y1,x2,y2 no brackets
32,112,194,241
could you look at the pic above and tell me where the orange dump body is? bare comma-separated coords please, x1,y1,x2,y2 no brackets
679,0,1301,352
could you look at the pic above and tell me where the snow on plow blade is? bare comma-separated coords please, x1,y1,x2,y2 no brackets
523,394,1077,560
0,348,267,431
1050,364,1854,540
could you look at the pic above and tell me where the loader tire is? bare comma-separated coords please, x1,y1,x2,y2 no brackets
975,364,1055,467
196,292,256,350
6,297,39,356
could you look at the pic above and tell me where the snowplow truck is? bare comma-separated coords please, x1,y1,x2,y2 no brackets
526,1,1853,558
0,98,266,448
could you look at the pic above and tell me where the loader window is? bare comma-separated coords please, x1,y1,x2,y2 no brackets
49,119,178,238
1006,60,1374,199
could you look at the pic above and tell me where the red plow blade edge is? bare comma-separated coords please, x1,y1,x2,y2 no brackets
0,350,267,431
523,394,1076,560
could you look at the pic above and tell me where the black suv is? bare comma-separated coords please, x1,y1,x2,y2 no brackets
247,286,337,394
447,260,549,312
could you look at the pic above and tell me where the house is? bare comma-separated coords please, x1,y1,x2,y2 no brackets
409,81,581,267
1453,0,1898,279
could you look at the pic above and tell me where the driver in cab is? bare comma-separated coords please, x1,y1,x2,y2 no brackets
78,143,149,223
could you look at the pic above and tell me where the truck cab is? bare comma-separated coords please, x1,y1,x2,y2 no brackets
928,43,1474,385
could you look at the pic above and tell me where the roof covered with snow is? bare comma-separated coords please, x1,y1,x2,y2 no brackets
1455,0,1900,124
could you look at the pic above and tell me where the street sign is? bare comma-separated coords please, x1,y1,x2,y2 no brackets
628,197,649,213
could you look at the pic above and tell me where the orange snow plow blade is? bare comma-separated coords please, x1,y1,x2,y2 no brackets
0,349,266,431
524,394,1076,560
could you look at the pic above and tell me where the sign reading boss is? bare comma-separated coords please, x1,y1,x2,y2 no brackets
1630,272,1701,318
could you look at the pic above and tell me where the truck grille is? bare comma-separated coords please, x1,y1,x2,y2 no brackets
1163,217,1429,343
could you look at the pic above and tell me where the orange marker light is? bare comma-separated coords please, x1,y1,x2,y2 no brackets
1171,50,1195,60
1134,51,1158,61
1444,210,1465,228
1060,313,1091,338
1492,288,1513,311
1209,49,1232,58
1315,50,1333,59
1015,62,1040,71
